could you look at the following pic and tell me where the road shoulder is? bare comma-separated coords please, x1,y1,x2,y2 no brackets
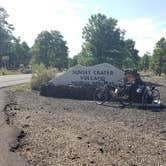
0,89,29,166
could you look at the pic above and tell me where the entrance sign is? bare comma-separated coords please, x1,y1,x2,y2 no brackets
50,63,124,86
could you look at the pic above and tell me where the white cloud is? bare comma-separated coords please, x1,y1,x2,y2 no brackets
118,18,166,56
0,0,86,57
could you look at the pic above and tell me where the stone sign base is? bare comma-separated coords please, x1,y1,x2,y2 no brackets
40,83,97,100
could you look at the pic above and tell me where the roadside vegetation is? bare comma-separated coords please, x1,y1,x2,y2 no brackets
10,64,58,92
0,68,21,75
30,64,58,90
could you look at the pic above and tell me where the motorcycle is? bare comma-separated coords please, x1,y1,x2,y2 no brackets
93,81,160,107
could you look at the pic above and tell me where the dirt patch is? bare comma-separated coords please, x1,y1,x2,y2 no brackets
6,76,166,166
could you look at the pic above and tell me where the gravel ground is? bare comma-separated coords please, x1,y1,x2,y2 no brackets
7,76,166,166
0,89,29,166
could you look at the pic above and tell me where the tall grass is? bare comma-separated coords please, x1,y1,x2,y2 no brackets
30,64,58,90
0,68,21,75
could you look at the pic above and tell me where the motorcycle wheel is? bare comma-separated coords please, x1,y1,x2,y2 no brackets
152,89,160,104
119,92,131,107
93,87,108,105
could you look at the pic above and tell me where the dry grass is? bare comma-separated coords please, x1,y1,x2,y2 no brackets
30,64,58,90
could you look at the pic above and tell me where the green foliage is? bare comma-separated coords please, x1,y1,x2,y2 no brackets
122,57,135,69
31,30,68,70
30,64,58,90
151,37,166,76
8,39,31,69
0,7,14,66
78,13,139,68
77,55,96,66
1,56,9,68
75,48,97,66
140,52,151,71
0,7,30,69
0,68,20,75
68,57,78,68
123,39,140,67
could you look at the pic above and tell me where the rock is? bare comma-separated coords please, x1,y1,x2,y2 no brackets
40,83,96,100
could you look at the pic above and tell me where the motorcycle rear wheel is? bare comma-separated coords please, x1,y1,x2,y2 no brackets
152,89,160,104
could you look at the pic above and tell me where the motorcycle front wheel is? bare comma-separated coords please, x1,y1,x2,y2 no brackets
119,91,131,107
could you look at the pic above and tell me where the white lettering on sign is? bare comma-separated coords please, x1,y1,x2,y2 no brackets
50,63,124,86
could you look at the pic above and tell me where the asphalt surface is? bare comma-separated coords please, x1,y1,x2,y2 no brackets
0,74,31,88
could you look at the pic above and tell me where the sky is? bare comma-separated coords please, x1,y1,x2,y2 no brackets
0,0,166,57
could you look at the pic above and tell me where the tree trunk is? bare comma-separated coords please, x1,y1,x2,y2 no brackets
159,68,161,76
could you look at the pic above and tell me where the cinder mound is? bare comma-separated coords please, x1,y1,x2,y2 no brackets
40,83,96,100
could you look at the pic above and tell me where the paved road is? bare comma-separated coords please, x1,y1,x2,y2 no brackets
0,74,32,88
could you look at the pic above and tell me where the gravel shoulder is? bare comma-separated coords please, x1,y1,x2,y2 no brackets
0,89,29,166
5,76,166,166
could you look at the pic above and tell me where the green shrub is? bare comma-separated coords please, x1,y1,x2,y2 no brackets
30,64,58,90
0,68,21,75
